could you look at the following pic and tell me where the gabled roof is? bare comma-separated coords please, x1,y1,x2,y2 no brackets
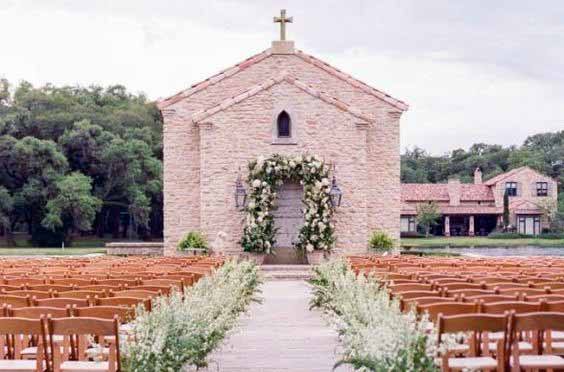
400,183,495,202
157,47,408,111
189,72,372,124
158,49,272,109
484,166,528,186
509,199,543,214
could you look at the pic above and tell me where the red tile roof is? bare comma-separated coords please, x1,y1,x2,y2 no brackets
400,183,494,202
401,184,449,202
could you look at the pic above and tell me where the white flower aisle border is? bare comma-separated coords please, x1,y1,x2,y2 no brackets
240,154,336,254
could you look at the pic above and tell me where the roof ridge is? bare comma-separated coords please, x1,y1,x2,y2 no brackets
158,47,408,112
189,72,373,124
157,49,272,109
294,50,408,111
484,166,528,185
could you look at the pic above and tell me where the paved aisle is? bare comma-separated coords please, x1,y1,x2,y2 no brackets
199,281,351,372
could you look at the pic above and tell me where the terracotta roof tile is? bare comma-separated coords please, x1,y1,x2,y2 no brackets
401,183,494,202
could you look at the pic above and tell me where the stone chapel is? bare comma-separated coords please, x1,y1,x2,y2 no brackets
158,11,408,258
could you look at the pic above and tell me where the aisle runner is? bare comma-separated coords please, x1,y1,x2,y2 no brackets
197,281,351,371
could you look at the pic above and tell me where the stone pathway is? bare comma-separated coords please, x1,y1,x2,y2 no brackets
199,281,351,372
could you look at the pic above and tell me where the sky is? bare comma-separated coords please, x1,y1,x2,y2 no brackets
1,0,563,154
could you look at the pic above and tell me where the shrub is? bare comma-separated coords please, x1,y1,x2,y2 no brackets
122,260,261,370
177,231,208,252
309,260,438,371
368,230,395,251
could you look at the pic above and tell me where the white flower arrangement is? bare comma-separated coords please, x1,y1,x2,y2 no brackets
309,260,439,371
240,154,336,254
122,260,261,371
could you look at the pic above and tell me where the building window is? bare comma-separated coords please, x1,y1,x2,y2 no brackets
536,182,548,197
401,216,417,232
505,182,517,197
277,111,291,138
518,215,541,235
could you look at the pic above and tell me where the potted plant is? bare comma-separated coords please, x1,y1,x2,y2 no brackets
306,247,329,265
177,231,208,256
368,230,394,255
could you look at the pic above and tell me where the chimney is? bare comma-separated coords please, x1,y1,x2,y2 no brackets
447,177,461,206
474,167,483,184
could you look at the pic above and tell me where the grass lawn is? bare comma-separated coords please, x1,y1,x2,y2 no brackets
401,236,564,248
0,247,106,256
0,236,113,255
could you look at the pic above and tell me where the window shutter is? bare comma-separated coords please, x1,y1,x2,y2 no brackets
547,182,552,197
531,182,537,197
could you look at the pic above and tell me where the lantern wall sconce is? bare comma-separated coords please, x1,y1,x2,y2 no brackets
329,163,343,208
234,169,247,210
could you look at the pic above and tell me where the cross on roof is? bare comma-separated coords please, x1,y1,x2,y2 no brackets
273,9,293,41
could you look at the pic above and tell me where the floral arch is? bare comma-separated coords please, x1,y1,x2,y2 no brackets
240,154,336,254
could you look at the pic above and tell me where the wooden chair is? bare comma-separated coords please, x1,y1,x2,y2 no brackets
465,294,519,303
110,290,160,299
3,278,45,287
45,316,121,372
438,283,485,291
71,306,135,323
55,290,107,299
9,306,69,319
524,294,564,302
0,294,31,308
401,296,451,312
95,297,151,311
388,283,433,293
27,285,75,293
77,285,122,292
0,317,47,371
0,285,25,292
9,291,53,300
49,279,93,287
126,285,172,296
96,279,139,287
508,312,564,370
437,313,508,372
445,289,497,298
33,298,91,309
417,302,478,322
396,290,441,302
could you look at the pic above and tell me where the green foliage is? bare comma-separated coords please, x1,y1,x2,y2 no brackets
368,230,394,251
0,81,163,245
122,260,261,371
503,190,510,228
177,231,208,251
416,202,441,237
42,173,102,244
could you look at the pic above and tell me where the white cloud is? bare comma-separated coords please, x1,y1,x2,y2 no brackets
1,1,562,154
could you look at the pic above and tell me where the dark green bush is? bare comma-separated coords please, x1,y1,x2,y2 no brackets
400,231,426,238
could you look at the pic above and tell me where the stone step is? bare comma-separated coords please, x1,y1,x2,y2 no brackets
260,265,313,280
262,272,313,281
261,264,312,271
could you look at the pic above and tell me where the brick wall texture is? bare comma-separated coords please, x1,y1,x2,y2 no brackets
160,45,407,256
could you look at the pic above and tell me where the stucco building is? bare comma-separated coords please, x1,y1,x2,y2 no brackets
158,30,407,257
401,166,558,236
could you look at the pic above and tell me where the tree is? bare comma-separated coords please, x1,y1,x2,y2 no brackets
42,173,102,245
0,186,14,246
503,190,510,229
416,202,440,237
0,80,163,244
